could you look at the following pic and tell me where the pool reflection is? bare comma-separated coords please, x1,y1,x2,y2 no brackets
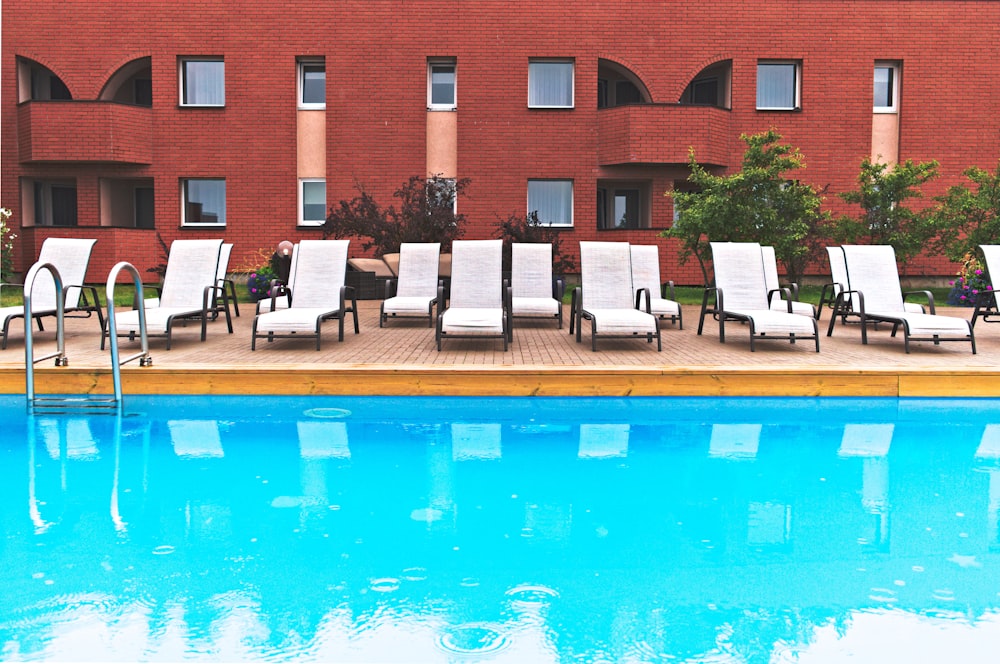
2,396,1000,662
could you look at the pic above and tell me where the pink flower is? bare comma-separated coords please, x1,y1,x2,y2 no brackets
973,289,979,294
975,269,983,275
949,281,955,286
960,295,967,300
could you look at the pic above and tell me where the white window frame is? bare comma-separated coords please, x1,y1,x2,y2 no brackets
427,59,456,110
527,179,574,227
873,61,899,113
298,58,326,110
299,178,327,226
528,59,575,109
181,178,226,226
756,60,800,111
179,57,225,107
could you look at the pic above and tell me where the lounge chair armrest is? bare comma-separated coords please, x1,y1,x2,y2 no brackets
436,284,447,318
505,284,513,314
340,284,356,310
384,278,398,299
553,277,566,302
636,287,652,313
703,286,722,312
785,282,800,299
662,280,676,301
903,289,935,314
570,286,582,333
76,284,102,308
767,287,794,312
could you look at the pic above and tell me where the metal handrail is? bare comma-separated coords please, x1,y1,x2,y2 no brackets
24,262,68,412
105,262,152,409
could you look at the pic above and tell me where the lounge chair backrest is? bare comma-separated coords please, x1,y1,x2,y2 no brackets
288,240,349,308
511,243,553,298
396,242,440,298
760,246,781,293
29,238,97,309
450,239,503,309
159,239,223,308
980,245,1000,288
217,243,233,282
710,242,770,310
629,245,662,299
840,244,906,312
826,246,850,299
580,241,634,310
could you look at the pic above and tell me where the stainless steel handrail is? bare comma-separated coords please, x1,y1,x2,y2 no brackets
105,262,152,409
24,262,68,412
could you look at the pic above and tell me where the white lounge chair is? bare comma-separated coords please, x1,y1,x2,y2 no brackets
105,239,229,350
699,242,819,351
572,241,660,351
436,239,510,350
213,242,239,319
251,239,358,350
510,242,564,329
629,244,682,328
819,245,923,321
380,242,440,327
1,238,102,349
972,245,1000,327
761,245,816,319
827,244,975,353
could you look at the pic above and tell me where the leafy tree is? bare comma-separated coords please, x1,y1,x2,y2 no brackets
663,129,825,284
323,175,469,255
494,211,577,275
931,161,1000,262
831,157,939,270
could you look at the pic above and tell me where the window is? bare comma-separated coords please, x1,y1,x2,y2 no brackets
528,180,573,227
180,58,224,106
298,58,325,109
597,182,650,229
31,181,77,227
428,59,456,110
756,61,800,110
874,62,899,112
182,179,226,225
299,179,326,225
529,60,574,108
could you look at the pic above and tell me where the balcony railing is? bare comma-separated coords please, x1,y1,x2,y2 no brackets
18,100,153,164
597,104,731,167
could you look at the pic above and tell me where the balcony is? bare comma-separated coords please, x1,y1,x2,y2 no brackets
597,104,731,168
18,101,153,164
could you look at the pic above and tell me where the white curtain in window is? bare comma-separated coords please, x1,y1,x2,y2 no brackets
529,62,573,107
184,61,224,105
756,63,794,109
529,180,572,225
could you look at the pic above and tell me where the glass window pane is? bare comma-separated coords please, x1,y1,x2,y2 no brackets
301,64,325,105
185,180,226,225
529,61,573,107
183,60,224,105
757,63,795,109
874,66,893,108
528,180,573,226
430,64,455,106
301,180,326,223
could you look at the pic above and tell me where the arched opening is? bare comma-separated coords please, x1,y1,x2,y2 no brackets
679,60,732,109
597,59,651,108
100,57,152,106
17,57,72,102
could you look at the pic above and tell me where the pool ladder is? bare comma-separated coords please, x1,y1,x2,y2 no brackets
25,261,151,414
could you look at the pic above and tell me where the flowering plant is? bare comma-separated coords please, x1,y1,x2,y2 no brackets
237,247,282,301
1,207,16,279
946,253,992,307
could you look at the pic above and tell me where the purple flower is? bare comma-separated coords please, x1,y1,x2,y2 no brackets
976,269,983,275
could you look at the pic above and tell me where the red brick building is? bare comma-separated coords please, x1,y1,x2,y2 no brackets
3,0,998,283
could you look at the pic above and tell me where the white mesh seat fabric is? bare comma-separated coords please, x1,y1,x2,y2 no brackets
629,244,682,326
702,242,818,351
510,243,562,327
761,246,816,318
381,242,440,326
111,239,227,349
437,239,509,350
252,240,357,350
2,238,100,349
832,244,974,353
822,245,920,316
972,245,1000,327
575,241,660,351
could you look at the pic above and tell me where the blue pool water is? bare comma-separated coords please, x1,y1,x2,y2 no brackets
2,395,1000,663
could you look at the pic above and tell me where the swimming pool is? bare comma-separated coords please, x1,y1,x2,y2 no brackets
2,395,1000,662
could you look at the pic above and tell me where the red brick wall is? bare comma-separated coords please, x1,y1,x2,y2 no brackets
2,0,997,285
